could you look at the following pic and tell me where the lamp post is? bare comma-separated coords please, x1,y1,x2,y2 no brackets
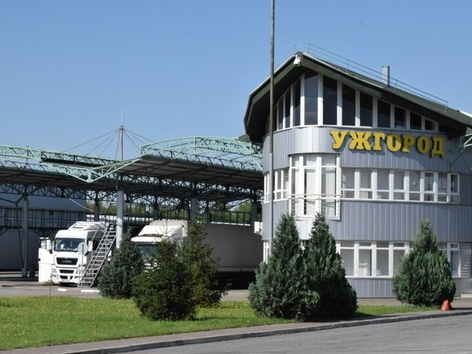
268,0,275,258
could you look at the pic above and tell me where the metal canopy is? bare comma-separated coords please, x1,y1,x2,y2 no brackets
0,137,263,203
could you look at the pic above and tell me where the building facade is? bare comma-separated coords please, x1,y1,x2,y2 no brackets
244,51,472,298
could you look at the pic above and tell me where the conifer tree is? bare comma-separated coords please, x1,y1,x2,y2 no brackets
304,213,357,317
132,239,196,320
183,221,226,308
392,220,456,307
98,228,144,299
248,214,319,321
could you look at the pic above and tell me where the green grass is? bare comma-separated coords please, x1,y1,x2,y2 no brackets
0,296,433,351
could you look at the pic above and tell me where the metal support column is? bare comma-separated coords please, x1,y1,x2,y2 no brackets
116,190,124,249
21,197,29,278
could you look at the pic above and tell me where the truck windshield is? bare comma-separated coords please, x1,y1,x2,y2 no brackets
54,238,84,252
136,244,158,258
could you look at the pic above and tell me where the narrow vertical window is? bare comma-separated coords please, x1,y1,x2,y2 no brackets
304,72,318,125
323,76,337,125
377,100,391,128
410,112,422,130
284,91,290,127
342,84,356,126
293,80,301,126
394,107,406,128
342,168,355,198
360,92,373,126
277,98,284,130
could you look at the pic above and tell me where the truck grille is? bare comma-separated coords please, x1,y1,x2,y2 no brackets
57,257,78,265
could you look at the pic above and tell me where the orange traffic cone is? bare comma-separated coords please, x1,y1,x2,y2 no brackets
441,299,452,311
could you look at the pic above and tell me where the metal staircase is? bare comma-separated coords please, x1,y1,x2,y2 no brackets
78,228,116,288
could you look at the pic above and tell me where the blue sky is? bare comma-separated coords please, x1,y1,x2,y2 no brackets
1,0,471,158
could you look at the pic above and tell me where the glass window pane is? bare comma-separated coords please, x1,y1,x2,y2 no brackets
393,249,405,273
409,171,421,201
342,169,355,189
377,249,389,276
378,100,391,128
277,99,284,130
360,170,371,188
394,107,405,128
425,119,435,131
424,172,434,192
410,112,422,130
323,76,337,125
294,80,301,126
359,249,372,276
340,249,354,276
360,92,373,126
342,84,356,126
305,72,318,125
284,91,290,127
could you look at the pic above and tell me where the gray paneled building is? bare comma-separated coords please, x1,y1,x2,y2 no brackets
244,51,472,298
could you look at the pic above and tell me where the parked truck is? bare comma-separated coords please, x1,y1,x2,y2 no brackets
38,221,112,285
131,219,263,288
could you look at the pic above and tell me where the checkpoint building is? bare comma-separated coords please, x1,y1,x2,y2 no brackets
244,51,472,298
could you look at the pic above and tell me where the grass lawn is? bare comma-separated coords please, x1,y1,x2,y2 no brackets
0,296,433,351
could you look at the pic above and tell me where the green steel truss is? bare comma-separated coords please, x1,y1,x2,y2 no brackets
0,137,263,203
141,137,263,171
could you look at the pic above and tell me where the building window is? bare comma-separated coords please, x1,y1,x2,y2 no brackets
274,169,289,201
272,73,440,132
342,84,356,126
440,242,460,277
377,100,391,128
360,92,373,126
304,72,318,125
338,241,409,277
289,154,340,218
341,169,459,204
323,77,338,125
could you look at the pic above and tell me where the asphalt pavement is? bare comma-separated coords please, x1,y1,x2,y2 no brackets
2,272,472,354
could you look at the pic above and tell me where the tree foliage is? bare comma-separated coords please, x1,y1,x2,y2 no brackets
392,220,456,307
132,239,196,321
98,228,144,299
248,214,319,321
183,221,227,308
304,213,357,317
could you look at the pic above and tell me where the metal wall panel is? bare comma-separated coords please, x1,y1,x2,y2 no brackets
328,202,472,242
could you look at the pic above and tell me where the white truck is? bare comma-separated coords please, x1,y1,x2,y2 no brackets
131,219,263,288
38,221,109,285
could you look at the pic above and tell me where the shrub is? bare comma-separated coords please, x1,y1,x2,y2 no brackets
183,221,227,308
248,214,319,321
392,220,456,307
98,228,144,299
132,239,196,321
304,213,357,318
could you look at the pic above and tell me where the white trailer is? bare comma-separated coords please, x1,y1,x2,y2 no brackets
39,221,109,285
131,219,263,288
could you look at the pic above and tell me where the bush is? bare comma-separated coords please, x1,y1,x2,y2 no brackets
98,228,144,299
304,213,357,318
392,220,456,307
132,239,196,321
248,214,319,321
183,221,227,308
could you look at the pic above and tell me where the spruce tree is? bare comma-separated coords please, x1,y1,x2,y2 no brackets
98,228,144,299
392,220,456,307
304,213,357,318
183,221,226,308
132,239,196,320
248,214,319,321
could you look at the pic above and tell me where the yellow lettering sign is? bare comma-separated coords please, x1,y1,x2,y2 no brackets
330,130,445,159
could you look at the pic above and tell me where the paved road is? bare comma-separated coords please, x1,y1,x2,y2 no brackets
134,315,472,354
